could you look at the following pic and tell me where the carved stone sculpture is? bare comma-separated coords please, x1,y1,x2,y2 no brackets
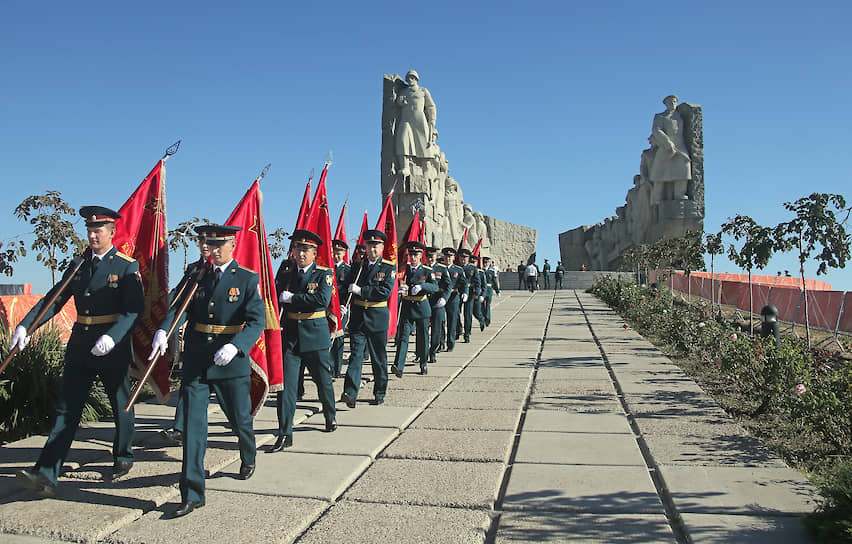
648,94,691,202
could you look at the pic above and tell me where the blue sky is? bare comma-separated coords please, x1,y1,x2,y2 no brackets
1,1,851,294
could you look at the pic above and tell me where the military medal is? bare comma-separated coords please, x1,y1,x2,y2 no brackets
326,275,333,287
228,287,240,302
376,272,385,281
307,282,318,294
108,274,119,288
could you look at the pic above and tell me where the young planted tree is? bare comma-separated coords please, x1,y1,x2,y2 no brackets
721,215,775,334
774,193,851,347
266,227,290,260
705,232,724,312
672,230,706,300
168,217,210,271
0,240,27,277
14,191,86,286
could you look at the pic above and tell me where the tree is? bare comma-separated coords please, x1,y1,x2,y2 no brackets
168,217,210,271
704,232,724,312
774,192,851,346
721,214,775,334
266,227,290,260
670,230,705,300
14,191,85,286
0,239,27,277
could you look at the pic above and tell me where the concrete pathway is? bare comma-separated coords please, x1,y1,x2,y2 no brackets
0,291,818,543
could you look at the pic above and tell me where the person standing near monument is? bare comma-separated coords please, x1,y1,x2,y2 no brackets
13,206,144,497
271,229,338,452
392,241,437,376
471,255,487,332
442,247,466,352
482,256,500,327
555,261,565,290
394,69,437,177
542,259,551,289
460,249,481,342
518,261,526,290
525,261,538,292
341,230,396,407
330,239,351,379
426,246,451,360
151,224,263,517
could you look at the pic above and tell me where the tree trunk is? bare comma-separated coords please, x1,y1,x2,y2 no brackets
748,268,754,335
801,262,810,347
710,255,716,315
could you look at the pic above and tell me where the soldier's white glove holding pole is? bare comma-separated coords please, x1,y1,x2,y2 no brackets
279,291,293,304
399,283,409,296
10,326,30,351
410,284,422,295
149,329,168,360
462,293,469,303
436,298,446,308
91,335,115,356
348,284,362,296
214,343,238,366
479,296,485,303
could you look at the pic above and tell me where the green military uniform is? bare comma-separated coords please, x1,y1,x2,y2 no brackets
483,264,500,327
393,261,437,375
428,260,452,360
276,260,336,439
330,259,351,376
518,262,526,290
444,257,467,352
542,260,551,289
473,264,487,331
17,245,143,488
160,257,264,506
555,263,565,289
342,257,396,403
462,262,482,342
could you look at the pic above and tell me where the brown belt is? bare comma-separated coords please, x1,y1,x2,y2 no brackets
403,294,427,301
286,310,326,321
193,323,244,334
353,299,387,308
76,314,119,325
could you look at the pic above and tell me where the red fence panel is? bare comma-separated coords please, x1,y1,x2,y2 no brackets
804,291,845,330
0,295,77,342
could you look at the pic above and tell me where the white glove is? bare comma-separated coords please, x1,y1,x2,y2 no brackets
399,283,409,296
497,292,501,297
340,305,349,317
10,325,30,351
148,329,168,360
349,284,362,295
411,284,422,295
462,293,469,303
279,290,293,304
479,296,485,303
90,335,115,357
436,298,447,308
213,343,238,366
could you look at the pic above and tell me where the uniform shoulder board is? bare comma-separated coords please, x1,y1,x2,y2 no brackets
238,265,258,274
423,265,433,271
315,265,330,271
382,258,394,266
115,251,135,262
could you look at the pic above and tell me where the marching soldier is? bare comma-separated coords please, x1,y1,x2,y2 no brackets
461,249,481,343
270,229,337,452
471,255,487,332
555,261,565,289
442,247,467,352
517,261,526,290
392,241,437,376
425,247,451,361
330,239,351,379
14,206,144,497
482,256,500,327
150,224,263,517
340,230,395,407
542,259,551,289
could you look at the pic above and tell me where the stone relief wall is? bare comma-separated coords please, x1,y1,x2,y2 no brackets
381,71,536,269
559,95,705,271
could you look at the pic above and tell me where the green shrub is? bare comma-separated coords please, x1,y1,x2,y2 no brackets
806,458,852,543
0,325,111,443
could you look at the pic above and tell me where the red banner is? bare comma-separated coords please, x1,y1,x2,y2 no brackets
471,238,483,259
303,171,342,337
113,159,170,402
295,179,312,232
398,210,421,271
333,202,349,264
225,181,282,414
375,193,399,339
357,210,369,246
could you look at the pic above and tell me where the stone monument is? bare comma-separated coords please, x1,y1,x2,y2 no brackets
381,70,536,268
558,95,704,270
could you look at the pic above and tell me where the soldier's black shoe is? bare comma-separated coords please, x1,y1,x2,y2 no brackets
480,323,485,331
111,461,133,480
391,366,403,378
159,428,183,446
268,434,293,452
463,337,470,343
447,345,454,352
340,393,357,409
420,367,428,375
372,397,384,405
16,469,56,497
437,344,445,352
239,463,255,480
172,500,205,518
325,419,338,432
333,371,342,379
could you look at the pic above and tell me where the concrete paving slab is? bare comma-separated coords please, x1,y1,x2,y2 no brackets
209,452,371,501
494,512,676,543
502,464,663,513
660,465,819,514
523,410,631,434
444,377,531,392
110,490,327,544
297,499,490,544
644,434,788,467
380,388,438,408
680,513,812,543
382,428,514,462
0,534,68,544
537,367,611,381
632,412,748,438
410,408,520,431
616,376,704,395
465,358,537,369
458,366,533,379
528,393,623,413
395,364,460,377
302,405,419,429
537,355,604,368
624,396,725,418
285,424,398,457
515,431,644,466
386,375,452,390
431,391,526,410
343,458,503,508
533,379,614,395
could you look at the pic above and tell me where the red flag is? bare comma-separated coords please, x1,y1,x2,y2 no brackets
471,238,483,259
357,210,369,246
418,218,426,245
398,210,421,269
333,201,349,264
225,180,283,415
303,172,343,337
375,193,399,339
113,159,170,402
294,179,312,231
457,227,469,253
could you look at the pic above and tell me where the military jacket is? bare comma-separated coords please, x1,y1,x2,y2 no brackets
485,268,500,296
428,262,452,307
280,262,333,352
20,246,144,369
542,263,551,275
448,263,467,302
464,264,482,298
401,263,437,320
160,259,264,381
345,258,395,333
555,265,565,278
476,269,487,297
334,260,351,327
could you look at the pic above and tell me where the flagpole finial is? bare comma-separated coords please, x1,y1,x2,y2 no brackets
308,168,315,183
259,163,271,181
324,150,333,167
164,140,181,158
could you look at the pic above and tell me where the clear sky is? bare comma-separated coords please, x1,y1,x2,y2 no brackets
2,1,851,294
